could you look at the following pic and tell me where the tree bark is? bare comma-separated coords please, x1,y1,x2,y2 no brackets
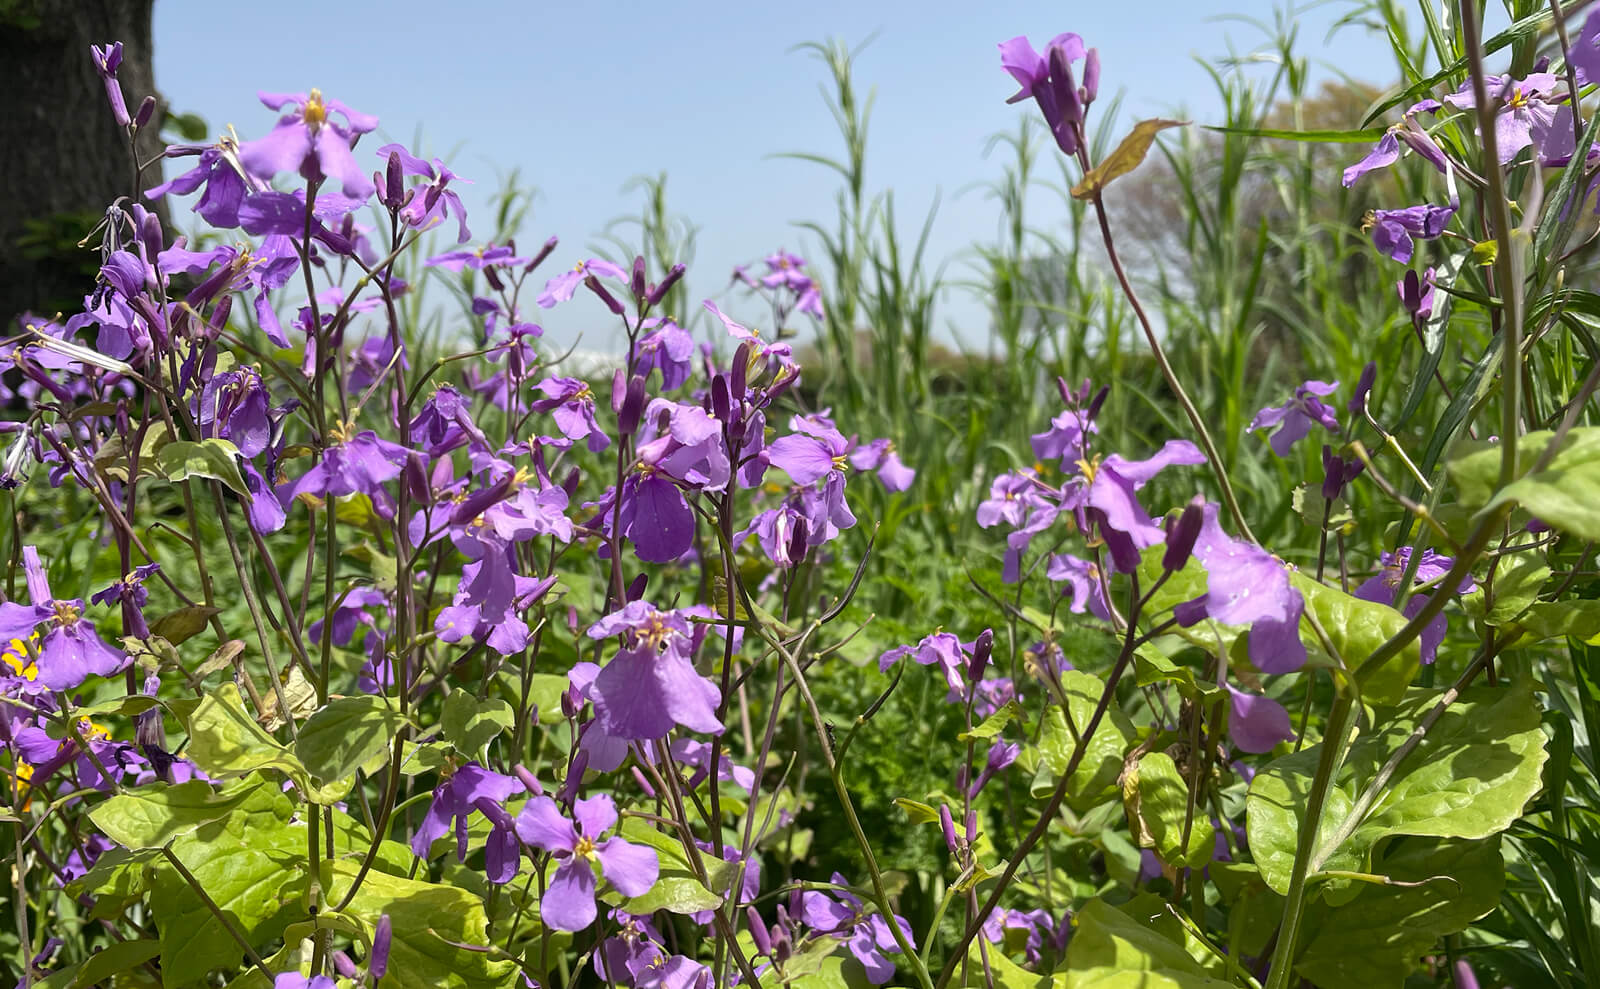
1,0,166,329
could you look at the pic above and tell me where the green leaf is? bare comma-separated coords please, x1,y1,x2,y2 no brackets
87,779,263,850
1071,120,1187,199
325,858,519,989
441,691,515,754
614,817,730,915
1484,548,1551,627
62,940,163,989
523,673,571,725
65,846,164,919
295,694,405,787
1449,428,1600,540
1125,752,1214,871
961,700,1023,741
1296,838,1504,987
960,943,1055,989
157,438,250,498
1062,898,1233,987
1293,574,1422,705
184,682,337,801
1248,679,1547,895
1202,124,1389,143
1512,599,1600,645
149,605,221,646
1029,671,1136,813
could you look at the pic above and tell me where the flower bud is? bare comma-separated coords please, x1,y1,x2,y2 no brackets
731,342,752,400
584,274,626,315
1079,49,1101,106
747,907,772,956
562,466,582,500
369,914,392,978
630,764,656,797
134,95,157,129
786,517,809,567
1163,497,1205,572
610,368,627,414
1348,362,1377,417
332,950,358,979
939,803,958,852
618,374,648,437
647,263,686,306
139,211,164,261
526,236,558,273
1086,383,1110,422
402,454,431,505
383,151,405,207
626,572,648,603
513,764,544,796
711,373,732,421
483,263,505,292
558,751,589,806
967,628,994,683
631,255,648,300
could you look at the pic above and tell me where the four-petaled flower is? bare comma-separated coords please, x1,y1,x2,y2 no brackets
0,547,125,692
1249,380,1340,457
515,794,659,932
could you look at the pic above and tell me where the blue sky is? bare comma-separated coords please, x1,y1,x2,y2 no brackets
151,0,1407,349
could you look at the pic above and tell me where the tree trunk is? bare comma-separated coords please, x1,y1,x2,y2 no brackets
0,0,166,329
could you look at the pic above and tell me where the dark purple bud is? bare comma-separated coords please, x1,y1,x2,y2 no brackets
207,294,232,333
631,255,647,300
939,803,958,852
483,264,505,292
1055,375,1074,405
422,183,442,215
1174,595,1209,627
747,907,772,956
514,764,544,796
964,809,978,842
647,263,686,306
627,572,648,603
382,151,403,205
561,466,581,500
1348,362,1377,417
711,374,731,421
731,343,752,400
1086,384,1110,422
139,211,164,262
332,951,358,979
1080,49,1101,106
451,472,516,524
133,95,157,129
561,684,581,720
370,914,392,978
558,750,589,806
967,629,994,682
618,374,647,436
526,236,558,273
1047,45,1083,150
584,275,626,315
786,517,809,566
1164,497,1205,572
1531,55,1551,74
403,454,431,505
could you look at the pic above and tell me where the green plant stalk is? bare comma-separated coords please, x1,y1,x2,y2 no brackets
1262,693,1354,988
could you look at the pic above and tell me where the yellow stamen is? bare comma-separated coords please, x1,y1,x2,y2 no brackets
303,89,328,127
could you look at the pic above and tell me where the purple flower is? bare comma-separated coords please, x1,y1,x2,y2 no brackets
1573,8,1600,86
273,975,335,989
532,376,608,452
90,43,129,126
703,302,797,377
198,366,270,458
1249,380,1340,456
426,244,529,272
539,259,628,308
238,90,378,199
878,632,969,696
1442,73,1564,163
377,143,472,243
1083,440,1206,573
977,470,1050,530
999,34,1091,155
1031,407,1097,463
515,794,659,932
1184,504,1307,674
410,763,524,883
147,140,251,228
279,430,409,508
848,438,916,492
632,319,696,390
0,547,125,692
1340,101,1446,186
1369,201,1457,263
1397,267,1438,321
1045,553,1112,621
799,873,914,984
586,602,723,739
1354,548,1473,663
1225,685,1294,753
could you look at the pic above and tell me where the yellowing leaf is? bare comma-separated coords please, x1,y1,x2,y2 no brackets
1072,119,1187,200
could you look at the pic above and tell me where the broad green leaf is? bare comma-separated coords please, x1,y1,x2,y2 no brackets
184,682,338,801
893,797,943,826
73,694,164,718
614,817,732,915
1125,752,1214,871
324,859,518,989
1062,898,1233,988
961,700,1023,741
788,953,877,989
1511,599,1600,645
1208,863,1281,959
151,791,306,986
1484,549,1551,627
1248,679,1547,894
524,673,571,726
157,438,250,498
1293,574,1421,705
295,694,405,787
1072,120,1186,200
149,605,221,646
61,940,163,989
960,942,1055,989
1296,838,1504,987
1029,671,1136,813
88,779,262,849
65,846,164,919
1448,428,1600,540
442,691,515,754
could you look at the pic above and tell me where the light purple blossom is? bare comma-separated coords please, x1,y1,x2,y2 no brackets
539,259,629,308
586,601,723,739
1354,548,1474,663
409,763,525,883
237,90,378,199
1442,73,1564,163
799,873,915,984
1369,201,1456,263
1183,504,1307,674
1225,684,1294,753
0,547,126,692
515,794,659,932
848,438,915,492
1249,380,1340,456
